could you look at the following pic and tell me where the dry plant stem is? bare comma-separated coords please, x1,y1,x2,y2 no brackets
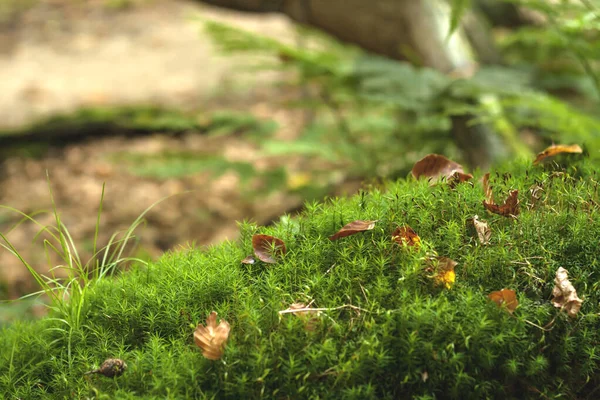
278,304,369,315
523,315,557,332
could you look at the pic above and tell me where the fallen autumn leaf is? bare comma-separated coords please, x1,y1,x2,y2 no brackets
329,220,377,241
534,144,583,165
392,225,421,248
194,312,231,360
488,289,518,314
482,173,519,217
411,154,472,185
252,234,286,264
470,215,491,244
551,267,583,317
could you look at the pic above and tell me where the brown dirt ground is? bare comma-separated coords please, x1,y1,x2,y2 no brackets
0,0,360,309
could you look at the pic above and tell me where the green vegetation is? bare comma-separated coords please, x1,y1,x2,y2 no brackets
202,0,600,179
1,157,600,398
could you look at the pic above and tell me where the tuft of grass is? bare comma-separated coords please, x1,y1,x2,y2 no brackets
0,176,178,373
1,158,600,398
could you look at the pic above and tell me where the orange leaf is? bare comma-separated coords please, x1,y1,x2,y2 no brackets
551,267,583,317
533,144,582,165
411,154,466,182
329,220,377,241
392,225,421,248
194,312,231,360
252,234,286,264
488,289,518,313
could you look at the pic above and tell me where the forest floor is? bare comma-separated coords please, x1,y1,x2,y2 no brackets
0,0,357,312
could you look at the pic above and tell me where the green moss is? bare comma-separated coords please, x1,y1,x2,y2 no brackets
2,159,600,398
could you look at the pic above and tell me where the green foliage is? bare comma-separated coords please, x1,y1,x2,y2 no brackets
448,0,473,36
1,158,600,398
203,13,600,187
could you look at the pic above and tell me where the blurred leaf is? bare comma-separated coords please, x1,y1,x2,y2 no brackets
448,0,472,36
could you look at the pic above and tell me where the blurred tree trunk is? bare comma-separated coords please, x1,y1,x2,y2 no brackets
199,0,508,168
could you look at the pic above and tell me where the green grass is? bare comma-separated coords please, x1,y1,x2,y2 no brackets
1,158,600,398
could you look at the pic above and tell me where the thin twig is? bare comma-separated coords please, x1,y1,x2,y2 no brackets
279,304,369,315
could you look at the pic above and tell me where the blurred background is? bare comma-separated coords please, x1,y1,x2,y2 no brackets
0,0,599,321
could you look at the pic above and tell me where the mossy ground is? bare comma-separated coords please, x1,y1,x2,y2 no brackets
1,158,600,399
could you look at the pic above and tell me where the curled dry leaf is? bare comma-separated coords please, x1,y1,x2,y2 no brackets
482,173,519,217
551,267,583,318
241,255,255,265
534,144,583,165
469,215,491,244
285,302,321,331
329,220,377,241
427,257,457,289
392,225,421,248
411,154,472,186
448,171,474,188
488,289,518,314
194,312,231,360
252,234,286,264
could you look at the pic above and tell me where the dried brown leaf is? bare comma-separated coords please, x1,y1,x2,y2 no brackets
470,215,491,244
482,172,493,203
329,220,377,241
551,267,583,317
241,255,255,265
488,289,518,314
392,225,421,248
252,234,286,264
483,189,520,217
411,154,465,181
448,171,474,188
194,312,231,360
534,144,583,165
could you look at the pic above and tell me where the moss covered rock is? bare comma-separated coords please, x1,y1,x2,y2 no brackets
1,159,600,399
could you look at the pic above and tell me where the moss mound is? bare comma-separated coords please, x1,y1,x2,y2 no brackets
2,159,600,399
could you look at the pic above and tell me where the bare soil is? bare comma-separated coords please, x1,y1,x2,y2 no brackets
0,0,322,303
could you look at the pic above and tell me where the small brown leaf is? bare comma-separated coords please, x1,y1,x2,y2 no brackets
285,302,321,331
482,173,493,203
551,267,583,317
469,215,491,244
448,171,474,188
488,289,518,314
533,144,583,165
241,255,255,265
329,220,377,241
252,234,286,264
411,154,466,182
392,225,421,248
194,312,231,360
483,189,519,217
